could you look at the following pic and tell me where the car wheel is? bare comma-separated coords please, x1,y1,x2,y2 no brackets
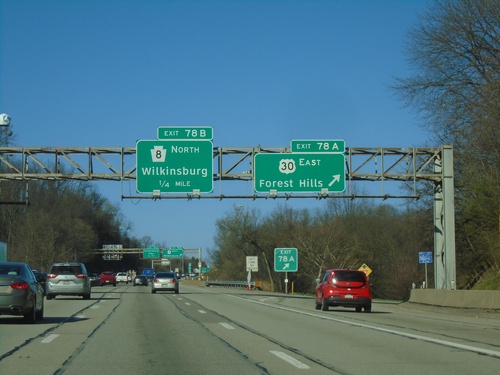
315,301,321,310
364,305,372,313
83,293,91,300
321,297,329,311
23,304,37,323
46,294,54,300
152,289,156,294
355,307,362,312
113,283,116,286
175,290,179,294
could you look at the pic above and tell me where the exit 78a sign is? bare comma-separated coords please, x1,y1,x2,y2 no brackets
254,153,345,194
274,248,298,272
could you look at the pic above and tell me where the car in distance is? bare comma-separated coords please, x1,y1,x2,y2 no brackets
46,262,91,300
151,272,179,294
315,269,372,312
100,271,116,286
133,274,148,286
116,272,131,284
0,262,45,322
88,273,100,287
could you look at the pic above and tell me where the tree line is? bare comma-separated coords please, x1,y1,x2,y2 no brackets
209,201,432,299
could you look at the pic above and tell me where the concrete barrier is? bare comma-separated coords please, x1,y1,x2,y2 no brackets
409,289,500,309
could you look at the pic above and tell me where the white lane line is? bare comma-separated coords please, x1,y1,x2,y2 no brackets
270,351,310,369
41,334,59,343
185,302,191,306
198,310,207,314
91,305,100,309
74,315,85,319
228,294,500,359
219,322,235,330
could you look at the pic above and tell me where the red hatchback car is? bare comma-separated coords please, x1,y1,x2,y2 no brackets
315,269,372,312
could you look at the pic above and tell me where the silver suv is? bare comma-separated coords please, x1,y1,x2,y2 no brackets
46,262,91,300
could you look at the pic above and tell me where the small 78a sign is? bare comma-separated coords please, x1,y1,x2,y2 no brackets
274,248,298,272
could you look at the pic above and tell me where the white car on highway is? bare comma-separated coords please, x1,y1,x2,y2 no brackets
116,272,131,284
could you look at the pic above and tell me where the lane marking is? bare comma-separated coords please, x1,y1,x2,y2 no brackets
219,322,235,330
198,310,207,314
270,351,310,369
41,334,59,343
91,305,100,309
228,294,500,359
185,302,191,306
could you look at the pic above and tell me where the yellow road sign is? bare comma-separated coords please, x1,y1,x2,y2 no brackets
359,263,372,276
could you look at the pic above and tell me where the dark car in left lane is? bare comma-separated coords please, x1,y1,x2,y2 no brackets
0,262,44,323
33,272,47,294
133,274,148,286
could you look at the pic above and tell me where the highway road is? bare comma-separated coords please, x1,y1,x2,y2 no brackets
1,281,499,375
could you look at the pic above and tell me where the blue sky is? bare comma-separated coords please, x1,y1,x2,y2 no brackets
1,0,431,258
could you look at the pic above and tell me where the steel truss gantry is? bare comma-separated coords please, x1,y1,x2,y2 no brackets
0,145,455,289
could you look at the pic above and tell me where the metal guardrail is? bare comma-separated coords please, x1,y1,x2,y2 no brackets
205,280,260,290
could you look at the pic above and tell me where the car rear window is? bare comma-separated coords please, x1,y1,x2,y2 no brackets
0,265,22,275
51,266,82,275
156,273,174,278
334,271,366,283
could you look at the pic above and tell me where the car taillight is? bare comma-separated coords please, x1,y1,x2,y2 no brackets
171,279,176,283
47,274,57,279
11,282,29,290
153,278,158,283
76,274,87,279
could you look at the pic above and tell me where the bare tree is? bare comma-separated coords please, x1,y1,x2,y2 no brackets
394,0,500,287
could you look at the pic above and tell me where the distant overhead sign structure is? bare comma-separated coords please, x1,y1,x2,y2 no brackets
136,139,213,194
162,247,184,258
143,246,160,259
254,153,345,194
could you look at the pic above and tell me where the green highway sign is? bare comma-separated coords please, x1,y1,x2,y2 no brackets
274,248,298,272
162,247,184,258
157,126,213,140
136,140,213,194
290,139,345,153
143,246,160,259
254,153,345,193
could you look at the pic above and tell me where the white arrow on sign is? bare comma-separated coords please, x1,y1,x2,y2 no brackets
328,175,341,187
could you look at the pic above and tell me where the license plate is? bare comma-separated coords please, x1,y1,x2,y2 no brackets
63,281,70,285
344,294,353,299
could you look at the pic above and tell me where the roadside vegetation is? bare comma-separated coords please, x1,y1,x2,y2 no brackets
211,0,499,298
0,0,498,300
